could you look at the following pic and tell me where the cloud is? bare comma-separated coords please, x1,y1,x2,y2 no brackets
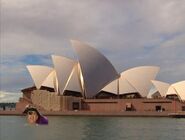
161,33,185,48
0,54,53,91
0,91,22,103
132,0,185,33
1,0,185,92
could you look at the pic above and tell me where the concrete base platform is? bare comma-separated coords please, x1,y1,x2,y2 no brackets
0,110,177,117
0,110,22,116
168,112,185,118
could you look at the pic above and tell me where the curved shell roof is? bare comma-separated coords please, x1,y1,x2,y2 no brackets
119,76,137,94
166,86,177,95
102,79,118,94
102,77,137,95
42,70,57,89
27,65,54,89
121,66,160,97
52,55,77,95
71,40,119,98
65,63,84,93
171,81,185,101
151,80,170,97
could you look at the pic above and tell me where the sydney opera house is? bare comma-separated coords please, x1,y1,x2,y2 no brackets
16,40,185,115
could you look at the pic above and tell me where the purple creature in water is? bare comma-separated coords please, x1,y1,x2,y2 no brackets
23,105,48,125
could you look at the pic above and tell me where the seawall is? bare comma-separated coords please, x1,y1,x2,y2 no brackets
0,110,181,117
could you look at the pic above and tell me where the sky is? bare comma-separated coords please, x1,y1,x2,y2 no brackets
0,0,185,102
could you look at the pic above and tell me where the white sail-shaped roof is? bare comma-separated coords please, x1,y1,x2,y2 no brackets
53,73,59,93
102,79,118,94
102,75,138,95
27,65,54,89
42,70,57,89
71,40,119,98
172,81,185,101
151,80,170,97
119,76,137,94
166,86,177,95
150,91,161,98
102,77,138,95
121,66,160,97
65,63,83,93
52,55,76,95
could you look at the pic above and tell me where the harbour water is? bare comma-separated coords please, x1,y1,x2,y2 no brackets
0,116,185,140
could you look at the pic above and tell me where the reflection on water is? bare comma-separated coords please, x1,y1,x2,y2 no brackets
1,116,185,140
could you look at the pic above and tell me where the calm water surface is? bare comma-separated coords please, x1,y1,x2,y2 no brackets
0,116,185,140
